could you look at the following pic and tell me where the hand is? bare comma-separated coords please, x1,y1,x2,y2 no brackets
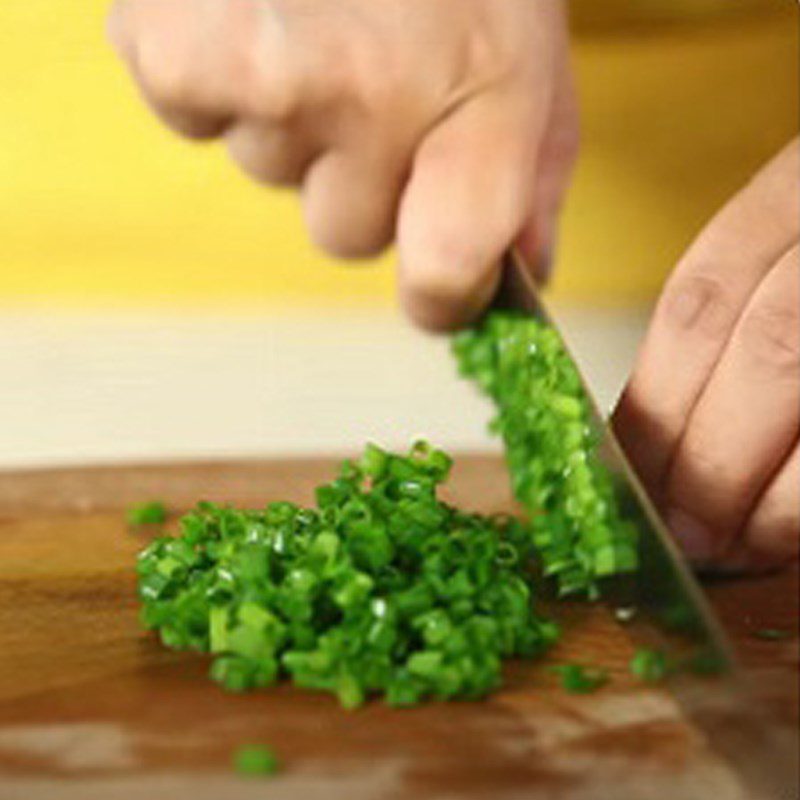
614,139,799,572
108,0,578,330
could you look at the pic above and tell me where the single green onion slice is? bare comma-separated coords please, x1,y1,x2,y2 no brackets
233,744,280,776
127,500,168,526
629,648,669,683
752,628,793,642
550,663,608,694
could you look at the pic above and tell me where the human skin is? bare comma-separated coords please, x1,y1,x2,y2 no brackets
108,0,578,331
109,2,798,570
614,140,799,572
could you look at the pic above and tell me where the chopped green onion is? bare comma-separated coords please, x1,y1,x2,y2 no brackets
550,663,608,694
136,442,558,708
753,628,793,642
233,745,280,776
630,648,669,683
452,312,638,597
127,501,167,526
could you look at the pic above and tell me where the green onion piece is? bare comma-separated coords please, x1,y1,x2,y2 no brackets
233,745,280,776
127,501,168,526
630,648,669,683
550,663,608,694
753,628,793,641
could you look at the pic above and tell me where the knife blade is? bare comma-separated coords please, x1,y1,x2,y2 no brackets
492,251,798,798
493,251,733,669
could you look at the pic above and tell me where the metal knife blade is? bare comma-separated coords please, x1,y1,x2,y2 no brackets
492,251,797,798
494,251,732,667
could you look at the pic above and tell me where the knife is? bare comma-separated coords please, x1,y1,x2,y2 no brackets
492,251,798,798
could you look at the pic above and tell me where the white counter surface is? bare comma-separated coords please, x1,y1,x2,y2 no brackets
0,306,648,468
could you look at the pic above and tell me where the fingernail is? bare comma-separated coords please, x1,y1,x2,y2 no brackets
665,508,715,563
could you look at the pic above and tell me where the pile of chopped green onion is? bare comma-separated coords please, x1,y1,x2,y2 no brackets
453,312,638,597
137,442,560,709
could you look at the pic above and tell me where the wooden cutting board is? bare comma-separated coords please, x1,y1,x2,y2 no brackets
0,457,796,800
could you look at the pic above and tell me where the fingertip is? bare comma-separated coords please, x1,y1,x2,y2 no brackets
301,153,400,261
398,262,500,332
397,204,504,331
303,206,394,262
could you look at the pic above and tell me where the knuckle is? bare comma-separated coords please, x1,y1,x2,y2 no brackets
462,26,508,79
248,55,304,124
138,40,195,109
671,435,752,521
355,75,407,121
658,272,736,340
243,16,309,124
738,302,800,374
675,438,722,487
344,39,397,110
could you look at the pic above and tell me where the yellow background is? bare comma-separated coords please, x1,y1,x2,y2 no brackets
0,2,796,310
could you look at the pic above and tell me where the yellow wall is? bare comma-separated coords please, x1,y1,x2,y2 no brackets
0,3,796,309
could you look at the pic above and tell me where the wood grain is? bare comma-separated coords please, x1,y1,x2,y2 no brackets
0,457,796,800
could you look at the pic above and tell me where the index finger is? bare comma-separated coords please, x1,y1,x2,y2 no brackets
397,89,546,331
